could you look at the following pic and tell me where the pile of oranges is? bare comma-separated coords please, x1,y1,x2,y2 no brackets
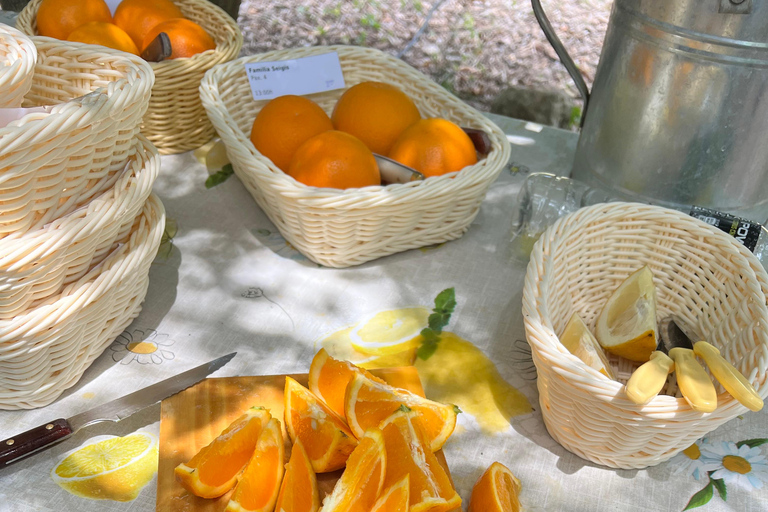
174,348,523,512
250,82,479,190
35,0,215,59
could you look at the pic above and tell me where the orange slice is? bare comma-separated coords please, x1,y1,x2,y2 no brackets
175,406,271,498
468,461,522,512
379,410,461,512
371,475,410,512
225,418,285,512
320,428,386,512
274,440,319,512
308,348,385,418
344,372,458,451
284,376,358,472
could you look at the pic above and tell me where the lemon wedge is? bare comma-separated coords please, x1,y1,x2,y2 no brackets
349,308,429,356
560,312,615,379
51,432,158,502
595,266,658,362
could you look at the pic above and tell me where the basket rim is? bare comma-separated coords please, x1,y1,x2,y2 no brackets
522,201,768,415
200,44,511,205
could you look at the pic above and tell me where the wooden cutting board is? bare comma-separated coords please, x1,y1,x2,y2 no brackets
156,367,456,512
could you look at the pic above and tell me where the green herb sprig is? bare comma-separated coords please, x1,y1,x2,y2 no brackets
416,287,456,361
205,163,234,188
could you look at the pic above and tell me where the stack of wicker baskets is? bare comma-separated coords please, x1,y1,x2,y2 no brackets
0,35,166,410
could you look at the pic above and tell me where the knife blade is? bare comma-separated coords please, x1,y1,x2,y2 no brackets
0,352,236,468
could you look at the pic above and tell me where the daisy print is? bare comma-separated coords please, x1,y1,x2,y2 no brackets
700,441,768,491
671,438,709,481
110,329,176,365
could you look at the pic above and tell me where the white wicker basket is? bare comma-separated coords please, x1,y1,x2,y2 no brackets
0,24,36,108
0,135,158,320
0,194,165,410
0,37,153,237
200,45,511,268
522,202,768,469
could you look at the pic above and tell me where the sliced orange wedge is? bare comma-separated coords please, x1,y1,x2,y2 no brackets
175,406,271,498
468,461,522,512
308,348,385,418
379,410,461,512
284,376,358,472
344,372,458,451
371,474,410,512
225,418,285,512
320,428,387,512
274,440,319,512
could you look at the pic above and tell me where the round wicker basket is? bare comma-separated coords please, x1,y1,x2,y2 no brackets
0,36,153,237
200,45,511,268
0,135,158,320
0,193,165,410
522,202,768,469
17,0,243,155
0,24,36,108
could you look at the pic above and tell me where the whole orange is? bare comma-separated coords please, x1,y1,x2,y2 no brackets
331,82,421,155
250,95,334,172
36,0,113,41
388,118,478,178
114,0,184,50
287,131,380,189
141,18,215,59
67,22,140,55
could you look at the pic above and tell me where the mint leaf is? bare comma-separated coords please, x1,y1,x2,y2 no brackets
736,438,768,448
683,481,713,510
712,478,726,500
434,288,456,312
417,288,457,360
417,339,439,360
205,163,234,188
453,405,462,415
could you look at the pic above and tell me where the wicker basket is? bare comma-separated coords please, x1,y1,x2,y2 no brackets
0,135,158,320
0,193,165,410
17,0,243,155
0,36,153,237
522,202,768,469
0,24,36,108
200,45,511,268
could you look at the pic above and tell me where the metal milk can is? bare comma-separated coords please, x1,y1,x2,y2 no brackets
532,0,768,221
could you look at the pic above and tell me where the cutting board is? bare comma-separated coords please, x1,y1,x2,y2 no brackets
156,367,456,512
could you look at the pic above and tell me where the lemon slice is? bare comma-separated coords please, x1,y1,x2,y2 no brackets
348,308,429,356
560,313,615,379
51,432,158,502
595,266,658,362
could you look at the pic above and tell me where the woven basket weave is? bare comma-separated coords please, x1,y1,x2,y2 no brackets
0,36,153,237
0,193,165,410
0,24,36,108
17,0,243,155
200,45,511,268
522,202,768,469
0,135,158,320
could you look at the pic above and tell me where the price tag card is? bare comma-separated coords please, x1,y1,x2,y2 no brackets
245,52,346,101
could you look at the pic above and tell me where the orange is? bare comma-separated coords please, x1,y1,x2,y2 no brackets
114,0,184,50
141,18,215,59
249,95,333,172
468,462,522,512
284,376,357,473
320,428,387,512
175,406,271,499
371,475,410,512
67,22,140,55
287,130,380,189
308,348,386,419
331,81,421,155
388,118,478,178
225,418,284,512
274,441,319,512
36,0,113,41
379,411,461,512
344,372,458,451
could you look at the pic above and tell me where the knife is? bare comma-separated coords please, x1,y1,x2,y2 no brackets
0,352,236,468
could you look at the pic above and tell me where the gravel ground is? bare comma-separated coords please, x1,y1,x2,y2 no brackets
238,0,611,112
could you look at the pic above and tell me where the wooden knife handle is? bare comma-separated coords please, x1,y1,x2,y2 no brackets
0,418,73,467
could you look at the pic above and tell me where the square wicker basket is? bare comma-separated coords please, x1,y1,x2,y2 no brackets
522,202,768,469
200,45,511,268
17,0,243,155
